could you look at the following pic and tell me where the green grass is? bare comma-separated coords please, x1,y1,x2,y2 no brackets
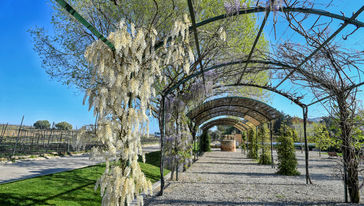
0,151,169,206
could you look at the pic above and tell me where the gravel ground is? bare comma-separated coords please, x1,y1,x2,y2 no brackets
145,149,364,205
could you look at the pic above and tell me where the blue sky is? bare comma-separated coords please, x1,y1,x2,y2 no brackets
0,1,362,132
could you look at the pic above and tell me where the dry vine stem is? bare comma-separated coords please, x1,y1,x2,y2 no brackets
79,15,194,205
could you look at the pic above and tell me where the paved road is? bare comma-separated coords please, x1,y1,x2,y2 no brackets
0,144,160,184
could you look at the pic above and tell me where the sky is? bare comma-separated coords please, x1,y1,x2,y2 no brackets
0,0,363,133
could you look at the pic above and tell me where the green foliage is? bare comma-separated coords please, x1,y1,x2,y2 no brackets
200,131,211,152
33,120,50,129
352,109,364,151
0,151,169,206
208,130,221,141
247,129,257,159
276,125,300,176
55,121,73,130
312,124,332,152
217,125,240,135
273,112,292,135
258,126,272,165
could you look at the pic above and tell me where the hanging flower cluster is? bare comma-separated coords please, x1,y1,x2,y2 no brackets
81,14,194,206
224,0,247,15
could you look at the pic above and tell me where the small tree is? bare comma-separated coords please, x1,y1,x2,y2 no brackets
277,125,300,176
312,124,332,157
55,121,73,131
200,131,211,152
258,126,272,165
33,120,50,129
247,129,257,159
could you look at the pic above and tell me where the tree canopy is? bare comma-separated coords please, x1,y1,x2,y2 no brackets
33,120,51,129
55,121,73,130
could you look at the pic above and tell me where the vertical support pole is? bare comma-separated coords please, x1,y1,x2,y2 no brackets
255,126,258,158
159,95,165,196
303,106,312,184
192,125,197,161
343,147,348,202
261,125,264,156
270,121,274,168
12,115,24,157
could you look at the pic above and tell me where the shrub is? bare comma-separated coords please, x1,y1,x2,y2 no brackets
277,125,300,175
247,129,257,159
258,126,272,165
200,131,211,152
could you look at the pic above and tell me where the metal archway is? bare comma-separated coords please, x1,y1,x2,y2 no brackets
200,118,251,132
187,96,281,127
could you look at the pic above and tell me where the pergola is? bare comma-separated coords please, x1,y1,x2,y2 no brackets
187,96,281,170
187,96,281,127
54,0,364,203
200,118,251,132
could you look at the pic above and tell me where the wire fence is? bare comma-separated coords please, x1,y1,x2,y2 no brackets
0,124,160,159
0,124,99,159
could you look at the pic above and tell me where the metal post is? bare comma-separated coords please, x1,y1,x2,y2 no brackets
261,125,264,156
303,106,312,184
343,147,348,202
159,96,166,196
270,121,274,168
255,126,258,158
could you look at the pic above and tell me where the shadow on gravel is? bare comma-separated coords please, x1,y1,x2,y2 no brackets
144,198,342,206
196,161,258,166
175,181,307,186
190,171,279,177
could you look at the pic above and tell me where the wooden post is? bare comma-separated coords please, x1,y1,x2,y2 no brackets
0,123,8,144
302,106,312,184
159,95,165,196
12,116,24,157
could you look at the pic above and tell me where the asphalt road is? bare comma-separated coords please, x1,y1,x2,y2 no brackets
0,144,160,184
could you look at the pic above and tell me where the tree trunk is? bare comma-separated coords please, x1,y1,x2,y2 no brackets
338,96,360,203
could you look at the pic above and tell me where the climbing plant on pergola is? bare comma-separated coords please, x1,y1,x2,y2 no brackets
53,0,364,204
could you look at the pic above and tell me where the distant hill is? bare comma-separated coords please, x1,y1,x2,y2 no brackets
291,117,316,124
308,117,323,123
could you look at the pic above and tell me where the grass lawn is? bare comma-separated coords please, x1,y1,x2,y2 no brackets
0,151,169,206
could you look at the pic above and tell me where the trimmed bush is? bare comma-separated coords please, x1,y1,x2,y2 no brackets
247,129,257,159
200,131,211,152
258,126,272,165
277,125,300,176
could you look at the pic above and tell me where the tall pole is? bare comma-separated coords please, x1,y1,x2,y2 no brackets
159,95,166,196
303,106,312,184
270,121,274,168
12,115,24,157
255,126,258,159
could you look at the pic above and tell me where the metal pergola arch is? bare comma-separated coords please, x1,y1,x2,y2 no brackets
54,0,364,201
186,96,281,126
194,108,264,127
200,118,250,132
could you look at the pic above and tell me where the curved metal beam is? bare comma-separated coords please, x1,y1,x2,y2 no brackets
55,0,115,50
190,104,271,122
195,111,261,127
196,7,364,28
164,60,305,107
221,83,307,107
201,121,247,132
163,59,293,95
200,118,253,131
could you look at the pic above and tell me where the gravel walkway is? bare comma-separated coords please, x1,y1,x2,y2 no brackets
145,149,364,205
